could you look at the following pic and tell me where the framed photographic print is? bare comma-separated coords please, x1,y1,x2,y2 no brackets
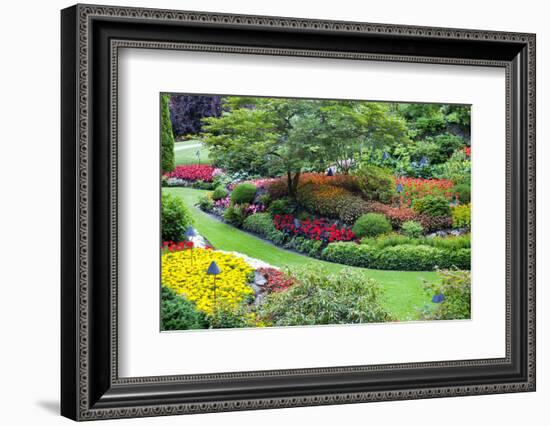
61,4,536,421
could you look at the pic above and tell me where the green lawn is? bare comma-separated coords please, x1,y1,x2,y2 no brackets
174,141,211,166
164,187,439,321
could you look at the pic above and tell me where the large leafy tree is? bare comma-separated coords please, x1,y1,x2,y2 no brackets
202,97,409,196
160,94,175,173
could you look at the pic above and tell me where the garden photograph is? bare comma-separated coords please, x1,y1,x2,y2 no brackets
159,93,472,331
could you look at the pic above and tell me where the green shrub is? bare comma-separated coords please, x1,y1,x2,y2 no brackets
286,237,323,257
401,220,424,238
412,195,451,217
212,186,228,201
197,195,214,212
266,228,287,245
424,234,471,250
375,244,444,271
453,183,471,204
191,180,214,190
160,94,175,173
243,213,276,237
354,164,395,202
352,213,392,238
322,242,378,268
161,286,206,330
223,204,247,228
443,248,471,270
161,192,193,242
338,196,371,224
258,267,394,326
268,198,293,216
257,193,272,207
452,204,471,228
419,270,471,320
231,182,257,204
361,233,415,249
434,149,471,184
206,303,253,329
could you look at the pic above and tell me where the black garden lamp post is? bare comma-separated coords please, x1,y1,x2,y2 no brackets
196,149,201,166
185,226,198,264
206,260,221,312
326,168,334,177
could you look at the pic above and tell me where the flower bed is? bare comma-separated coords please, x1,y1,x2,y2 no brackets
256,267,295,292
161,248,254,315
395,176,455,205
164,164,216,182
274,214,356,243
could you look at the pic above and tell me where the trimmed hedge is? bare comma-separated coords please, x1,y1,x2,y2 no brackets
322,241,470,271
321,242,378,268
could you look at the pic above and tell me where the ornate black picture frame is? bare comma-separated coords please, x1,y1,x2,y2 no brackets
61,3,536,421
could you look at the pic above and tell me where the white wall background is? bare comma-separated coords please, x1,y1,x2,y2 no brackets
0,0,547,424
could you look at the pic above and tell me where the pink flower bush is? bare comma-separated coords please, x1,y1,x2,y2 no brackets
164,165,216,182
214,196,231,209
274,214,356,243
245,204,266,215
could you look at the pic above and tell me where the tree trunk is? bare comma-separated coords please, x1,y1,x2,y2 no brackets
287,170,301,198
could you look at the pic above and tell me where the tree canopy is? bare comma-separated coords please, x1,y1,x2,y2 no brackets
202,97,410,195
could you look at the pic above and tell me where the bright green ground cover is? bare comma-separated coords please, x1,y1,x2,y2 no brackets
174,141,211,166
164,187,440,320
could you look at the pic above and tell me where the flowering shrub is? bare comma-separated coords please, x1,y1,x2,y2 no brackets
162,240,194,253
244,203,266,215
299,173,360,192
274,214,356,243
161,248,254,315
214,196,231,209
256,267,295,292
264,178,289,199
297,183,368,223
164,165,216,182
366,202,417,228
395,176,455,205
463,146,471,157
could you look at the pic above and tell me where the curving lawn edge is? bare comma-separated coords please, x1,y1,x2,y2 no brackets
164,187,439,320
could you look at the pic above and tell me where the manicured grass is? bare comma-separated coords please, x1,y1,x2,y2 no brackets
164,187,439,320
174,141,211,166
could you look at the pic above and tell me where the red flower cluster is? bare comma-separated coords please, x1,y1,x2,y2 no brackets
256,267,295,293
395,176,455,204
463,146,471,156
164,165,215,182
162,240,194,252
367,202,417,227
273,214,356,243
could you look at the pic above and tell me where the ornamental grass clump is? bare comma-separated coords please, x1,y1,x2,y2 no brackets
161,248,254,315
258,267,394,326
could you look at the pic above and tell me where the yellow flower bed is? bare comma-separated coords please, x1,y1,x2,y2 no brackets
161,248,255,315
